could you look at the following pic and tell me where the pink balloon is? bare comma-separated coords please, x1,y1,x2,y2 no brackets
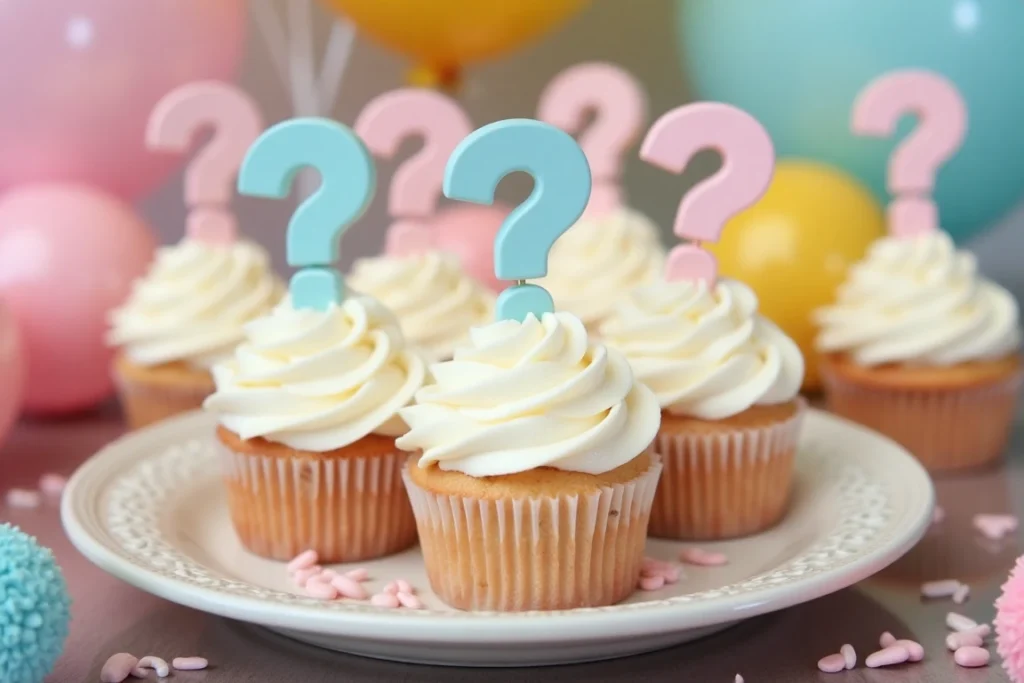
429,203,512,293
0,0,247,201
0,184,157,415
0,298,24,444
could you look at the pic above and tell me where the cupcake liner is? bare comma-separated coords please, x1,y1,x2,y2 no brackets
219,444,417,563
402,456,662,612
113,367,213,430
821,367,1022,472
650,401,806,541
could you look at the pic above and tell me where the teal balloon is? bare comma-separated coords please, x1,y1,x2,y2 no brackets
675,0,1024,242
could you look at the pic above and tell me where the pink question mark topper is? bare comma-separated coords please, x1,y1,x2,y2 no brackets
146,81,264,245
640,102,775,285
354,89,473,257
537,62,646,217
852,70,967,239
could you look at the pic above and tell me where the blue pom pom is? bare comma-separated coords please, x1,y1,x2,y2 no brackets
0,524,71,683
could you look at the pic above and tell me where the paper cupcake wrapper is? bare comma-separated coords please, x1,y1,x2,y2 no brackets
402,456,662,612
821,368,1022,471
650,401,806,541
112,367,213,430
219,444,417,563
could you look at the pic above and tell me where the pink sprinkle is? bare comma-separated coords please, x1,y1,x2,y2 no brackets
287,549,319,573
964,623,991,639
954,645,990,668
932,505,945,524
679,547,728,567
370,592,400,608
866,645,910,668
973,513,1018,540
133,655,169,678
638,574,666,591
345,568,369,582
953,583,970,604
947,632,983,651
817,653,846,673
291,566,323,587
892,639,924,662
921,579,960,599
840,644,856,669
879,631,896,648
39,473,67,497
5,488,41,509
330,574,368,600
101,653,138,683
641,556,682,583
383,581,399,595
172,657,208,671
397,591,424,609
304,578,338,600
396,579,414,595
947,612,978,631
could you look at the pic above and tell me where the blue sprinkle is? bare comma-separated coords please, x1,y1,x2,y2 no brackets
0,524,71,683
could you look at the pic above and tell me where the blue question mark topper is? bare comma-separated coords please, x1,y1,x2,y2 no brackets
443,119,591,322
237,117,376,310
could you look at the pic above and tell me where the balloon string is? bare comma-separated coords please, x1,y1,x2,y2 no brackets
251,0,290,87
253,0,355,116
287,0,320,116
319,19,357,110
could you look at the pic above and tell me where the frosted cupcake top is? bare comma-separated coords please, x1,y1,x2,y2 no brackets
203,295,426,452
108,239,283,368
535,207,665,329
396,312,661,477
815,232,1020,367
348,250,495,361
601,278,804,420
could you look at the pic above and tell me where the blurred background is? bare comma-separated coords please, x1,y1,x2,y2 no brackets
146,1,690,272
133,0,1024,282
2,0,1024,418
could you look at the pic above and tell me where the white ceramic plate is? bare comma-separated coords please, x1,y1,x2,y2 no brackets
63,409,933,667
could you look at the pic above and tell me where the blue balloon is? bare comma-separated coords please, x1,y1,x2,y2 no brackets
675,0,1024,242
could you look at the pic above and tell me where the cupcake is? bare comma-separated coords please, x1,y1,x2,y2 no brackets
348,250,495,361
601,278,806,540
396,312,662,611
203,295,427,562
535,207,665,334
815,231,1022,471
107,238,282,429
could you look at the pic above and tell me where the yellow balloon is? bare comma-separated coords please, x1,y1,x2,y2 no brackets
321,0,590,83
706,161,886,391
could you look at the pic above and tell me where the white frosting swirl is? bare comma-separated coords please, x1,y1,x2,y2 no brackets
396,312,661,477
107,239,283,368
815,232,1021,366
348,250,495,361
203,296,427,451
601,278,804,420
536,207,665,328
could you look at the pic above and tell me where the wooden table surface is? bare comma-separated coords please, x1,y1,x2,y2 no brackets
2,402,1021,682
